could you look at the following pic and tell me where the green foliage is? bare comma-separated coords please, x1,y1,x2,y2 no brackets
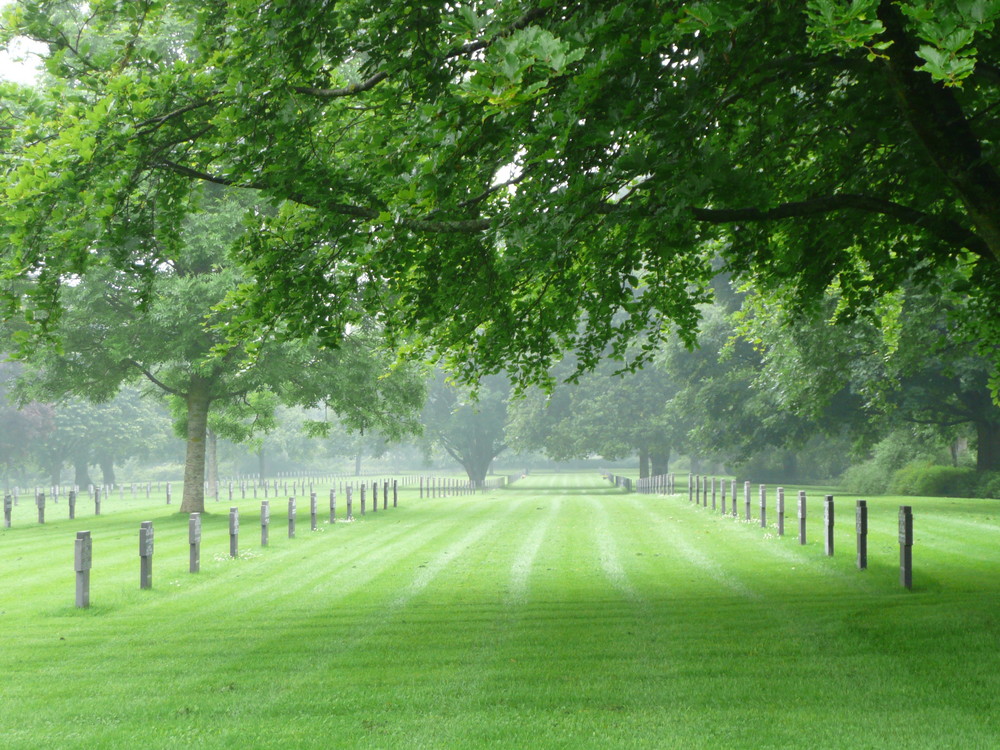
888,462,979,497
4,0,998,397
840,427,955,494
976,471,1000,498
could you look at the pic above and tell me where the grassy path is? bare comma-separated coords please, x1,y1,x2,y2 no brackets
1,474,998,748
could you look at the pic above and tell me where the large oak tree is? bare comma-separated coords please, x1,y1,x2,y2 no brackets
1,1,998,395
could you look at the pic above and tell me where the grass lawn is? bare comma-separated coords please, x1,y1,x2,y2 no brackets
1,474,998,748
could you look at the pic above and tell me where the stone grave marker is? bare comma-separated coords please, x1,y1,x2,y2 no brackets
899,506,913,589
190,512,202,573
824,495,834,556
68,489,76,520
139,521,154,589
744,481,751,521
75,530,92,608
329,488,337,524
759,484,767,528
288,497,296,539
393,480,398,508
4,494,11,528
856,500,868,570
798,490,807,545
229,507,239,558
310,493,317,531
360,484,366,516
776,487,784,536
261,500,270,546
346,485,354,521
36,491,45,524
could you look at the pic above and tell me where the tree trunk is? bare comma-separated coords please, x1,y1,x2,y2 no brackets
48,458,63,488
98,453,116,487
650,449,670,476
782,451,798,481
180,376,212,514
206,429,218,500
638,446,650,479
74,456,93,488
976,419,1000,473
258,447,266,484
354,453,362,476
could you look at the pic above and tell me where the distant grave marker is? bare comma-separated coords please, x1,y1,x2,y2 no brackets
190,512,202,573
261,501,270,546
824,496,834,556
798,490,806,545
856,500,868,570
139,521,154,589
899,506,913,589
229,507,240,558
74,531,92,608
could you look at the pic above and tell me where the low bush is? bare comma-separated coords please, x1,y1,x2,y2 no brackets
840,460,891,495
976,471,1000,499
888,462,979,498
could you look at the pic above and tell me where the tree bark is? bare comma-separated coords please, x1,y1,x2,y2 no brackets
74,455,93,488
206,429,218,500
638,446,650,479
180,376,212,514
98,453,116,487
976,420,1000,473
48,457,63,488
650,449,670,477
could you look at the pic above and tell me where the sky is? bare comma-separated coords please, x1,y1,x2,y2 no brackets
0,1,43,86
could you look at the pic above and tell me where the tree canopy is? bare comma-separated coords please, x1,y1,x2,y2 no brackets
1,1,998,399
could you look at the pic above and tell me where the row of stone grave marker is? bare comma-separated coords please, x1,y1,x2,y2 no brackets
74,483,402,608
5,473,464,525
612,472,914,590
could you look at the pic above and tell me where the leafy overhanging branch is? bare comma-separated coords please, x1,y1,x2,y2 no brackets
690,193,991,259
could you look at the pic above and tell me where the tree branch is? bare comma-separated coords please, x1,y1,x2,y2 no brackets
690,193,992,258
126,360,184,397
155,159,491,233
292,8,550,100
292,72,389,99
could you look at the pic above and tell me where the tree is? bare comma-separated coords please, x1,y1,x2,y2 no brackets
10,184,424,512
2,2,999,395
0,360,52,487
508,354,679,477
738,274,1000,472
422,372,509,485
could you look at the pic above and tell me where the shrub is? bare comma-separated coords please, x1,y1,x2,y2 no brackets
888,462,978,498
975,472,1000,499
840,460,891,495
